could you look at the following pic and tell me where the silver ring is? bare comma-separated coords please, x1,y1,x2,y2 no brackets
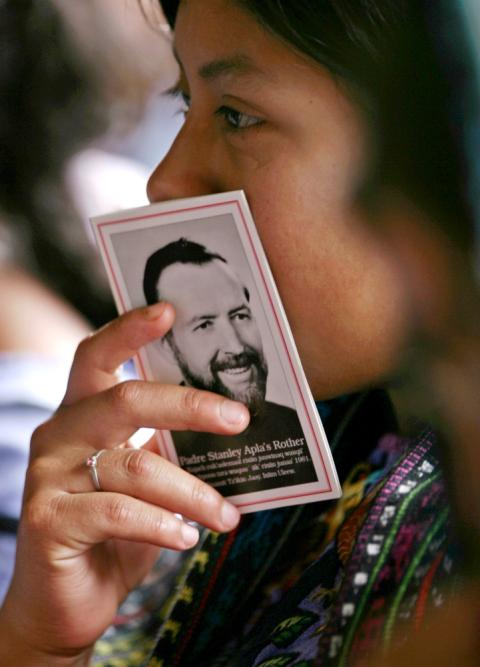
86,449,107,491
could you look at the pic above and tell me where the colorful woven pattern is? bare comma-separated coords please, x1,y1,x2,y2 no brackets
91,391,458,666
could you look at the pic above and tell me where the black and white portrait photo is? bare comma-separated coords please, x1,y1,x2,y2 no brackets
92,192,340,511
141,236,317,496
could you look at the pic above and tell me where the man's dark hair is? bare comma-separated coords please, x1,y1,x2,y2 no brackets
143,237,229,305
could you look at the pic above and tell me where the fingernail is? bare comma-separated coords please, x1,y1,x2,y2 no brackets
220,400,249,426
221,501,240,530
181,522,199,548
146,302,168,320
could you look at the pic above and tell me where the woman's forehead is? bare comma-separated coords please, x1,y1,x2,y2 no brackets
172,0,325,84
173,0,266,59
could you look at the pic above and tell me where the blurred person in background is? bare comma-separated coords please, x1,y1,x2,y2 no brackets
0,0,178,602
0,1,478,666
364,0,480,561
353,1,480,663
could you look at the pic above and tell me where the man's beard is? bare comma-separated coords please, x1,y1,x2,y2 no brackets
176,346,268,417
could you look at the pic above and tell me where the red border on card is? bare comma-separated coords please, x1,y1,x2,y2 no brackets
97,199,334,508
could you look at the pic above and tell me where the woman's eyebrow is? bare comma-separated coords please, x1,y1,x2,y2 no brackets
198,54,265,82
172,47,266,83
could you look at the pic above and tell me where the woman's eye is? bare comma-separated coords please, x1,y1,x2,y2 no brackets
216,106,264,131
164,85,263,131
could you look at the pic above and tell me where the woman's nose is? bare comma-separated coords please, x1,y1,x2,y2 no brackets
147,122,218,203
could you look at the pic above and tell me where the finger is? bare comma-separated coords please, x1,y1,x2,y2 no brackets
56,381,250,448
63,302,174,405
38,492,201,553
73,447,241,532
141,432,162,453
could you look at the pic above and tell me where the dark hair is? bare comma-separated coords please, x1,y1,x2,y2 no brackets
143,238,228,304
161,0,405,95
361,0,476,253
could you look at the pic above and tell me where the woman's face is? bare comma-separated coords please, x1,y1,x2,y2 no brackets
148,0,408,399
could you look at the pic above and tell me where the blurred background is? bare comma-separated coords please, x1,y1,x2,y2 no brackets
0,0,182,601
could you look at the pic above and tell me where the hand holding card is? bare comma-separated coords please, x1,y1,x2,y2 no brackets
91,191,340,512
